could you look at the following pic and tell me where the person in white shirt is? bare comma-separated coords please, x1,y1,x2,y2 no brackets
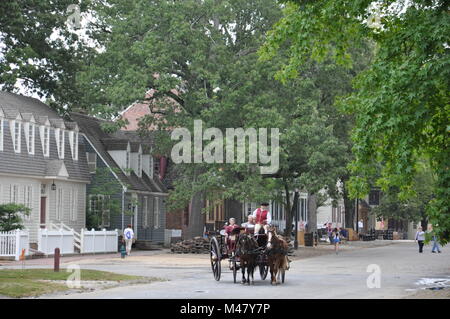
415,226,425,253
123,224,134,256
241,215,256,234
252,203,272,237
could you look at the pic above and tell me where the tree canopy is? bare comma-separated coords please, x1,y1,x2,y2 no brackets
73,0,364,236
260,0,449,243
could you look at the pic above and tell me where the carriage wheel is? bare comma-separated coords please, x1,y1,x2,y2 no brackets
259,264,269,280
210,237,221,281
232,258,238,283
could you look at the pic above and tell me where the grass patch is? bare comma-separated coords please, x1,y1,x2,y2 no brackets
0,268,149,298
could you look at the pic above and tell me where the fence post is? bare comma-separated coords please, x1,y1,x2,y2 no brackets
15,230,20,261
103,229,107,252
92,228,95,253
80,228,84,253
115,229,119,252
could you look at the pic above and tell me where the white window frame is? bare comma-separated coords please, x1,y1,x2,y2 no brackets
55,129,65,159
25,123,35,155
10,184,19,203
10,120,21,153
86,152,97,174
89,194,110,228
69,131,79,160
40,125,50,157
74,132,79,160
69,131,74,158
137,153,142,177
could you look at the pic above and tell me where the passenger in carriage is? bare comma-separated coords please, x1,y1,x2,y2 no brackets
241,215,256,235
224,218,240,251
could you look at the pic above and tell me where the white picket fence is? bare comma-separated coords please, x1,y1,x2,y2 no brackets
38,228,75,255
0,230,30,260
80,229,118,253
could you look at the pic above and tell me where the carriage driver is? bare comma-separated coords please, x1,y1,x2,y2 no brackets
252,203,272,237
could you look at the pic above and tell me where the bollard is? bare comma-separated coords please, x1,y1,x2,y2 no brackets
54,248,60,272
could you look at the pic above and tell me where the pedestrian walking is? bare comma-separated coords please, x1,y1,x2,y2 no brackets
415,226,425,253
332,228,341,254
429,226,442,253
123,224,134,256
325,222,333,245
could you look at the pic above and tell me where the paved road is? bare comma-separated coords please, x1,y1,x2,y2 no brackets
23,241,448,299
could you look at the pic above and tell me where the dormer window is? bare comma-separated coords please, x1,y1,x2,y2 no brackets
137,145,142,177
137,153,142,176
25,123,35,155
75,132,79,160
10,120,21,153
150,156,154,177
40,125,50,157
69,131,79,160
55,128,65,159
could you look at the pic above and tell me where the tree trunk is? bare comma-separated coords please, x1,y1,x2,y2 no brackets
342,178,355,229
284,190,299,238
283,183,292,237
306,193,317,233
420,212,428,231
185,191,205,239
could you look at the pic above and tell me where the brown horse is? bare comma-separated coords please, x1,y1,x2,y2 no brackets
266,226,289,285
236,233,259,285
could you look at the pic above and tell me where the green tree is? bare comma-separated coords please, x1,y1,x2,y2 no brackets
260,0,449,243
75,0,361,238
0,203,30,231
0,0,91,108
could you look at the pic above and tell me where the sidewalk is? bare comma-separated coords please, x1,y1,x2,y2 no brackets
0,249,167,268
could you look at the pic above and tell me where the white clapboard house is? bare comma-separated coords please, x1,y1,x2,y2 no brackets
0,91,90,247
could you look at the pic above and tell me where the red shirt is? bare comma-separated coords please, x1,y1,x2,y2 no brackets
254,208,269,225
224,224,240,235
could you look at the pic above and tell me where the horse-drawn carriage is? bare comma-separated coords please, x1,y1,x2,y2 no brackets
209,226,288,285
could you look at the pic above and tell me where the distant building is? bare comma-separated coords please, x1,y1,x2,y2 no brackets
70,112,169,247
